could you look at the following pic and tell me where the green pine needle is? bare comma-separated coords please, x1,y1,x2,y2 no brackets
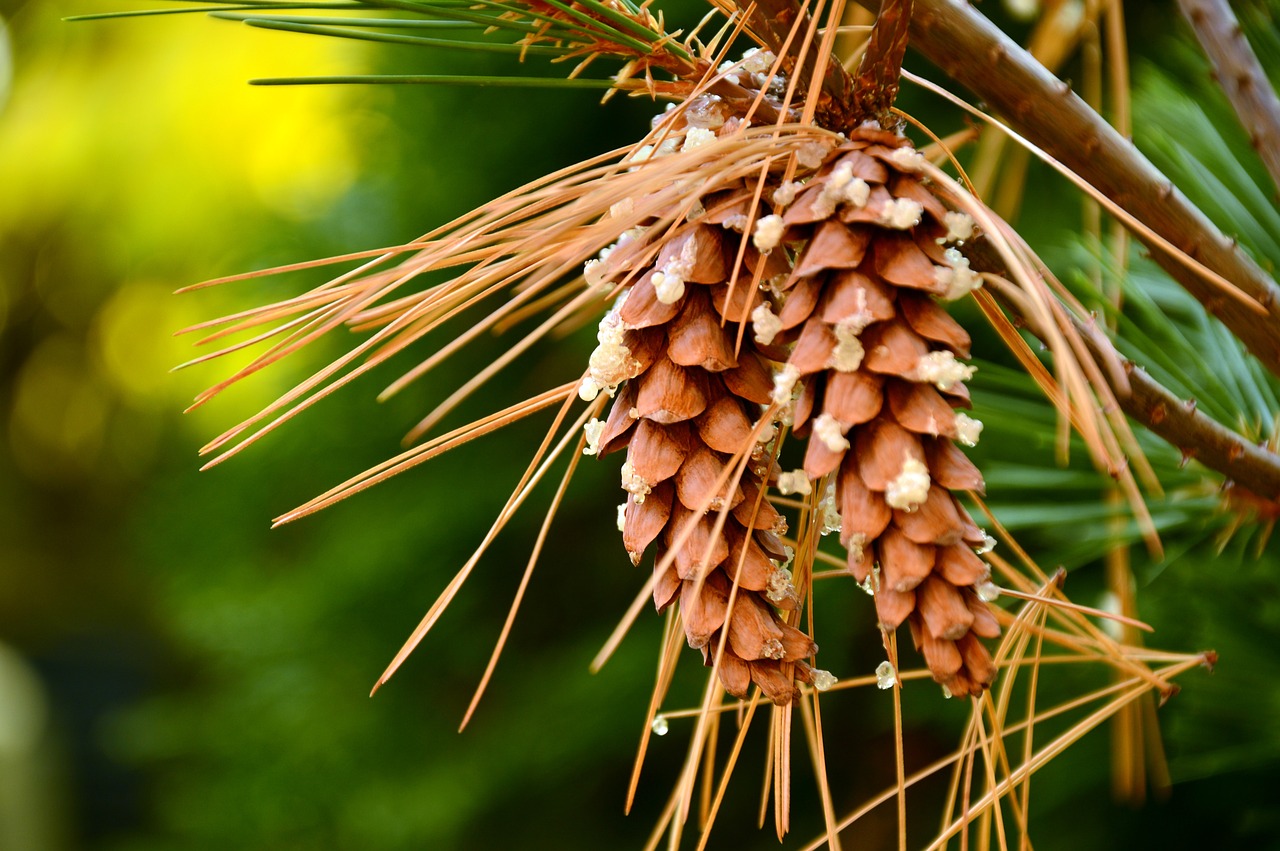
65,2,363,21
249,73,620,87
223,16,567,55
208,13,484,27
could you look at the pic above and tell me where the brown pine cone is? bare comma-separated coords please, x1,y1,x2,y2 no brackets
581,212,822,705
763,128,1001,697
584,100,1000,702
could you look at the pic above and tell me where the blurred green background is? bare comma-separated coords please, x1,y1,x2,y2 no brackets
1,0,1279,848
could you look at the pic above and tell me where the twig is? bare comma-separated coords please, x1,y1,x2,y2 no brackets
1177,0,1280,197
851,0,913,127
1111,349,1280,501
855,0,1280,378
744,0,856,130
966,241,1280,500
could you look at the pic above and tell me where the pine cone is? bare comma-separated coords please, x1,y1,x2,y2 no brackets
766,127,1001,697
585,108,1001,702
582,205,822,706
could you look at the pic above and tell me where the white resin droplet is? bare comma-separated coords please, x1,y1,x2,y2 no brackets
942,210,975,243
954,413,983,447
771,363,801,407
818,499,842,537
766,565,797,604
885,456,931,511
681,127,717,152
629,144,655,165
651,272,684,305
741,47,777,73
847,532,868,566
828,161,853,190
653,237,699,305
620,460,651,503
683,94,727,130
796,141,829,169
889,146,924,172
813,413,851,453
583,258,608,290
858,564,880,596
815,479,841,536
582,418,606,456
829,323,865,372
844,178,870,208
812,669,838,692
752,303,783,346
651,715,669,736
752,214,785,253
755,420,778,446
608,197,634,220
777,470,812,496
879,197,923,229
771,181,802,208
976,580,1001,602
584,308,635,397
876,661,897,690
915,350,975,391
938,247,982,300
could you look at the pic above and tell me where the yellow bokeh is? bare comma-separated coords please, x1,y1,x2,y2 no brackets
9,333,110,481
0,0,371,235
0,0,389,478
93,279,195,402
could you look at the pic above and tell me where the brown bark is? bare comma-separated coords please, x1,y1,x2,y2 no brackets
1177,0,1280,197
853,0,1280,379
1075,318,1280,501
743,0,856,131
852,0,914,128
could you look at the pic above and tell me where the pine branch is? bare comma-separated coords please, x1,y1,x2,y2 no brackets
856,0,1280,379
967,240,1280,500
1177,0,1280,198
1108,344,1280,501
